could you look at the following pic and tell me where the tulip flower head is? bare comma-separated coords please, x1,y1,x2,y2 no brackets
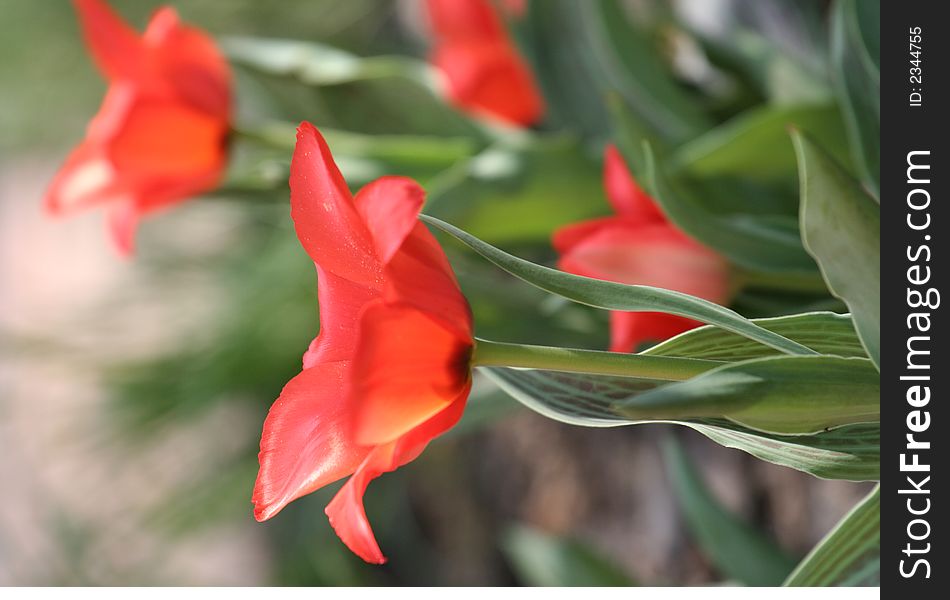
424,0,544,126
553,145,731,353
252,122,474,564
45,0,232,255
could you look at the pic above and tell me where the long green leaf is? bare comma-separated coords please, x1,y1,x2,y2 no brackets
689,421,879,481
784,485,880,586
831,0,880,198
645,311,865,361
222,36,479,138
221,36,431,87
671,104,849,182
616,355,879,435
502,525,636,586
421,215,816,356
793,132,880,368
664,437,796,586
582,0,711,142
481,367,879,480
641,143,818,273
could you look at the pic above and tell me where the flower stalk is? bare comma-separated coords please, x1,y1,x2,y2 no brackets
472,338,722,381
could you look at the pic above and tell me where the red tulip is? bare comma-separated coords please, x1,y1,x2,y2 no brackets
252,123,474,564
553,145,731,353
425,0,544,126
45,0,231,255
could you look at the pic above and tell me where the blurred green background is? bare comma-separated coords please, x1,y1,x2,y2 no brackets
0,0,875,586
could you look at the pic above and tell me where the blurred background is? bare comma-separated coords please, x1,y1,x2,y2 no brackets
1,0,875,586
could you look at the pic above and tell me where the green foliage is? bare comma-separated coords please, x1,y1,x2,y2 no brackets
793,132,881,368
640,142,817,274
617,355,879,435
644,312,865,361
671,104,849,182
831,0,881,197
502,526,636,586
482,364,879,481
425,137,605,244
422,214,817,356
784,485,880,586
663,437,796,585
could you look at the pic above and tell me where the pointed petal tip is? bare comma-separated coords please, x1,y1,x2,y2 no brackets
72,0,145,80
354,175,426,264
250,481,281,522
43,191,64,217
324,502,387,565
251,499,279,523
296,121,318,140
106,202,138,256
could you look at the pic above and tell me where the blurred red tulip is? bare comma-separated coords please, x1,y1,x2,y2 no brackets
45,0,231,255
425,0,544,126
252,123,474,564
553,145,731,353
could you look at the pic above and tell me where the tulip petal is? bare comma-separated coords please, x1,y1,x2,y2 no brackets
325,394,467,564
145,7,231,116
425,0,505,41
324,443,393,565
352,301,471,446
603,145,665,224
290,123,378,285
609,310,704,353
354,176,426,264
431,41,544,126
557,222,731,304
302,265,382,369
109,97,226,181
551,217,624,255
253,360,369,522
384,223,473,340
72,0,145,80
106,198,139,256
45,145,120,215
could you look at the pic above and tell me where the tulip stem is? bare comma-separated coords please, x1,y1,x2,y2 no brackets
471,338,723,381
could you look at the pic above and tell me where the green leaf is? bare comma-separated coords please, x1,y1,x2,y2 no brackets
784,484,880,586
644,311,865,361
583,0,711,142
421,214,816,356
502,525,635,586
792,132,880,368
671,104,850,182
222,36,431,87
697,28,831,107
663,437,796,585
831,0,881,197
222,36,479,137
640,143,818,273
229,122,478,190
689,421,879,481
521,0,709,141
481,367,879,480
616,355,879,435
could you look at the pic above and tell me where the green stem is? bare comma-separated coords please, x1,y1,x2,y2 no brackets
472,338,722,381
230,122,297,149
